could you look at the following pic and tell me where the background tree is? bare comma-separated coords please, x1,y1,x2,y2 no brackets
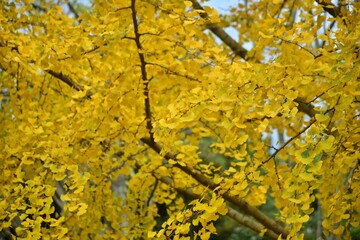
0,0,359,239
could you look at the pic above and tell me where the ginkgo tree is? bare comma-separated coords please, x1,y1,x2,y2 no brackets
0,0,359,239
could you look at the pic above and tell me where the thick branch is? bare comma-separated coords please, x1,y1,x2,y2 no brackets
295,99,317,118
154,170,280,240
131,0,154,143
141,137,288,238
46,70,84,91
191,0,318,119
315,0,340,18
227,208,279,240
190,0,248,60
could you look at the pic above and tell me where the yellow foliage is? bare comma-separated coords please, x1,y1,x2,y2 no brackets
1,0,359,239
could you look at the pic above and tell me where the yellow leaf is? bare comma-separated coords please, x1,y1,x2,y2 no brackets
195,9,206,14
148,231,157,238
299,215,309,223
178,223,190,234
299,172,315,181
289,198,301,203
168,159,177,165
303,208,314,214
308,160,322,173
74,185,84,194
295,151,313,164
285,90,298,100
4,144,21,155
177,153,185,159
200,231,211,240
21,156,33,165
57,227,68,239
213,176,223,184
259,31,273,39
68,204,78,212
184,1,193,7
72,91,87,99
321,135,335,150
33,126,44,134
290,107,298,116
217,205,228,215
315,114,329,122
67,165,78,172
184,19,196,26
77,203,88,216
44,187,55,197
257,118,269,132
169,14,179,19
207,222,216,233
237,134,248,145
60,195,72,201
233,181,247,191
259,228,267,237
177,161,186,166
54,172,66,181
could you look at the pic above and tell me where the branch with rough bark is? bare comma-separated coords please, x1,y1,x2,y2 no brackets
41,50,288,240
140,137,289,238
46,70,84,91
191,0,318,119
152,170,281,240
190,0,248,60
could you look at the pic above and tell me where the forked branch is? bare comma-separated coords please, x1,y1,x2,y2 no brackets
190,0,324,120
153,170,280,240
140,137,289,238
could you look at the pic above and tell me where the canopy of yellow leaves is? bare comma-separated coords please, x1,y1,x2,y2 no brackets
0,0,359,239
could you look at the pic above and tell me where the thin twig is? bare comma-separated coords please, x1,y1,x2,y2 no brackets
146,178,158,207
146,62,200,82
262,119,316,166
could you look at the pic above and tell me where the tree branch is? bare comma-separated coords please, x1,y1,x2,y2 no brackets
131,0,154,143
140,137,289,238
190,0,318,119
46,70,84,91
315,0,340,18
67,2,80,19
151,167,281,240
260,119,316,167
146,62,200,82
227,207,279,240
190,0,248,60
294,99,317,118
